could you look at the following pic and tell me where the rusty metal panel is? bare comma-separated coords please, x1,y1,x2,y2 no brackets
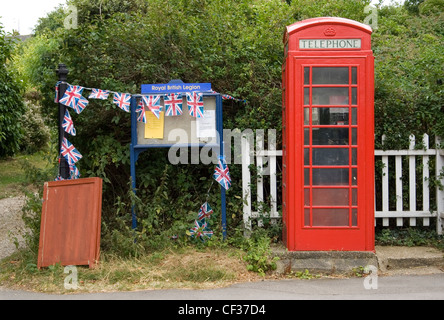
38,177,102,269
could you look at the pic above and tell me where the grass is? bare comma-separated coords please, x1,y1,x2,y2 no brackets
0,247,264,294
0,152,49,199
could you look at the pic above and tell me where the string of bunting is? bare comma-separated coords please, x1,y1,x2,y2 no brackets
54,81,237,193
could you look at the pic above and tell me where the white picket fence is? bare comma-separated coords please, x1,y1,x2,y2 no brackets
241,133,444,235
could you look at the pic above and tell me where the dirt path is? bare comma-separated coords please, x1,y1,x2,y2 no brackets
0,196,26,260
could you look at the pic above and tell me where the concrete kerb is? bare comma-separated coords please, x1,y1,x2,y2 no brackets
271,245,444,275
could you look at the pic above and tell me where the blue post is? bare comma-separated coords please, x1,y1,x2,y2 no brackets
130,96,138,230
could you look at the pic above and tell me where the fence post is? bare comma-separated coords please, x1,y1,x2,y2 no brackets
242,133,252,236
436,136,444,235
56,64,70,179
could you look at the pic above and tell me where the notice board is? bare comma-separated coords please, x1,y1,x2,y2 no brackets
38,177,103,269
136,95,217,146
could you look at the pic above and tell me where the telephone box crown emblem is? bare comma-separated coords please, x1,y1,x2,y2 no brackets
324,27,336,36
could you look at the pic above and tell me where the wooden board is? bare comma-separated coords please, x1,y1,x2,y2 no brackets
38,177,102,269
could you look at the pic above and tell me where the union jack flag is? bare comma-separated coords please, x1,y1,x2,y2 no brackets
189,220,213,241
186,92,204,118
72,95,89,114
61,137,83,166
198,202,214,221
213,157,231,190
89,88,110,100
165,93,183,117
54,164,80,181
113,92,131,113
136,100,146,123
59,85,86,112
142,95,162,119
69,164,81,179
62,109,76,136
54,81,61,103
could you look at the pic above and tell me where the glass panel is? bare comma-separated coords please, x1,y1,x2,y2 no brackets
312,67,349,85
352,209,358,226
312,128,349,145
352,87,357,105
352,188,357,206
312,208,349,226
312,168,349,185
352,128,357,145
352,168,357,185
304,88,310,105
304,189,310,206
312,188,349,206
352,108,357,125
304,108,310,125
304,67,310,85
312,87,349,105
352,67,357,84
304,128,310,145
312,148,349,166
304,148,309,165
313,108,349,125
304,169,310,186
352,148,357,165
304,209,310,226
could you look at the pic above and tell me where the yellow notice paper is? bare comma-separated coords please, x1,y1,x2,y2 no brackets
145,111,165,139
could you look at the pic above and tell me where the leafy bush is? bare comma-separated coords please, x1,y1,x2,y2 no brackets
0,25,26,157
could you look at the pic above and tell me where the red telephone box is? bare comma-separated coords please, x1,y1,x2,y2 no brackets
282,17,375,251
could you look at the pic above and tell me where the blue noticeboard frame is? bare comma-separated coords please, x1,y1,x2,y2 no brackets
130,81,227,239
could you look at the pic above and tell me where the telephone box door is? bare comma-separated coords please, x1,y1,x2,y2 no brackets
294,57,373,251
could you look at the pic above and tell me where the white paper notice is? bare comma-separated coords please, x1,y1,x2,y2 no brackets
196,110,216,138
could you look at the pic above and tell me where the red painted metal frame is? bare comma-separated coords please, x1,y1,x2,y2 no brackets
282,18,375,251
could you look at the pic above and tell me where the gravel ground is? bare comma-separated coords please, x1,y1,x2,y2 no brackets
0,196,27,260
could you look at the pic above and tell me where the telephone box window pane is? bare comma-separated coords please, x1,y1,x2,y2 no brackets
312,67,349,85
352,128,357,145
352,148,357,165
314,108,349,125
352,188,357,206
304,108,310,125
304,148,309,165
352,108,357,125
304,169,310,186
312,168,349,185
352,209,358,226
304,128,310,145
304,189,310,206
312,188,349,206
312,148,349,165
312,128,349,145
304,209,310,226
352,67,357,84
352,168,358,185
304,67,310,85
312,87,349,105
352,87,357,105
304,88,310,105
312,208,349,226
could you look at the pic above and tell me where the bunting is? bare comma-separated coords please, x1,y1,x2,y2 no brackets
62,109,76,136
89,88,110,100
165,93,183,117
186,92,204,118
59,85,88,114
213,157,231,190
61,137,83,166
113,92,131,113
142,95,162,119
136,100,147,123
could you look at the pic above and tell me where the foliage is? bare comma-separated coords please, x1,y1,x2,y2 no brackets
10,0,444,264
0,24,26,157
